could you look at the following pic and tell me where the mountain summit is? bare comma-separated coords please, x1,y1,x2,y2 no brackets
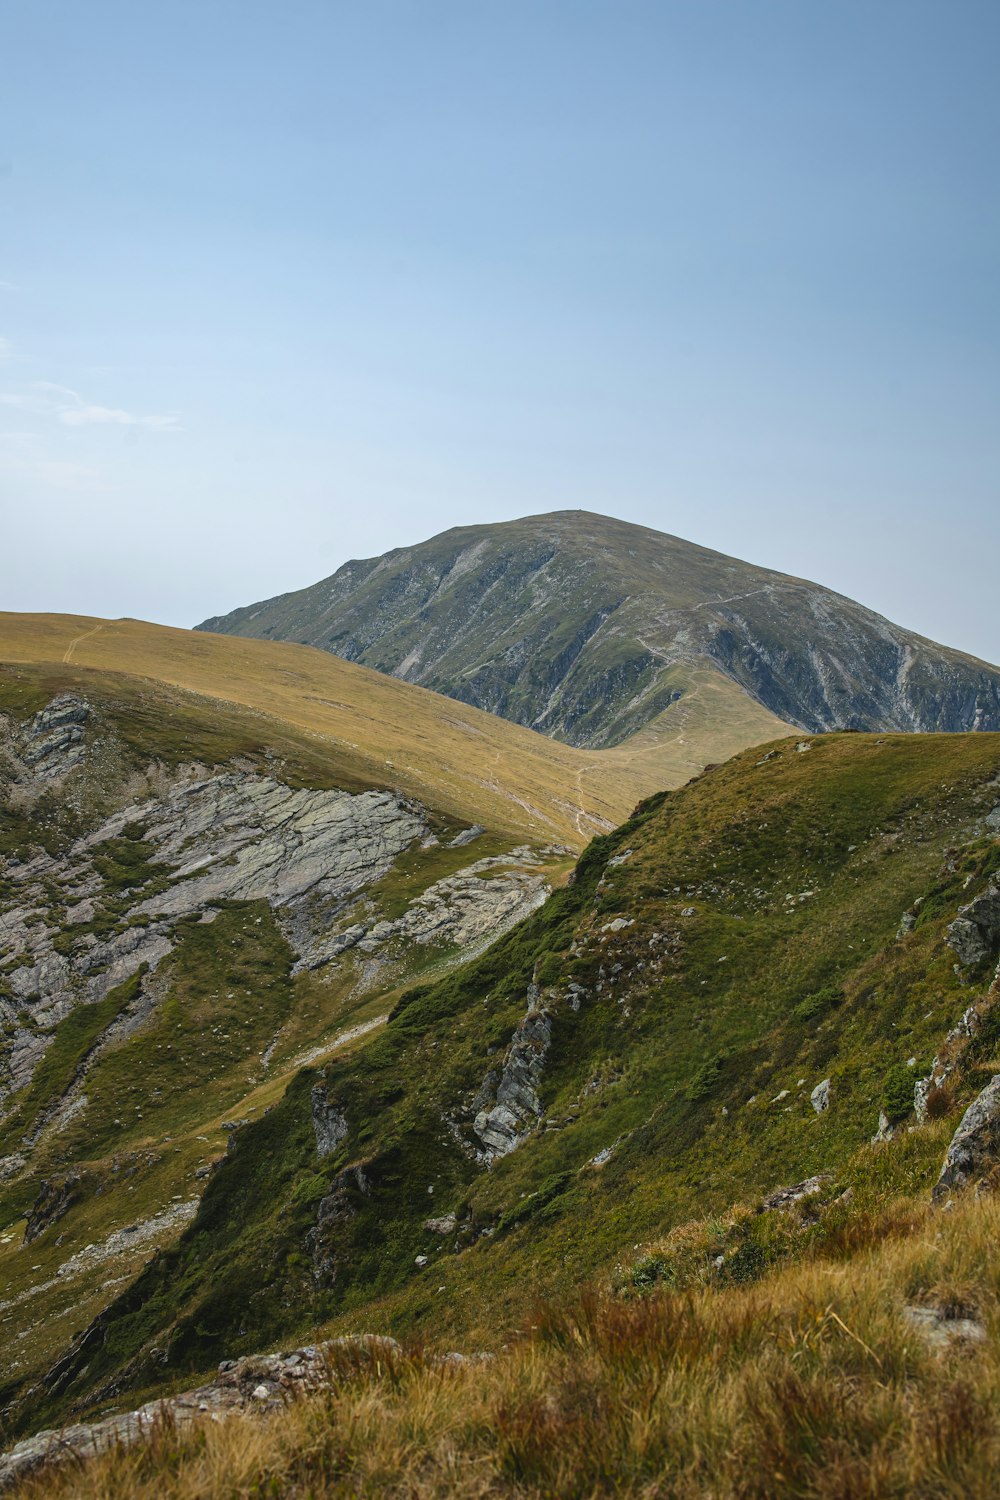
198,511,1000,747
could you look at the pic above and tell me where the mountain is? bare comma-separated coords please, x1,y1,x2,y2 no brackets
197,510,1000,747
0,610,786,1421
6,709,1000,1463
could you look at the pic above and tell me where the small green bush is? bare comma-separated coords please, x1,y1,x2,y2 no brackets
686,1052,726,1102
793,985,841,1023
724,1239,767,1284
882,1064,915,1123
628,1254,670,1291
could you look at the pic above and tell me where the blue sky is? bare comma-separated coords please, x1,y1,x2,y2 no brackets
1,1,998,662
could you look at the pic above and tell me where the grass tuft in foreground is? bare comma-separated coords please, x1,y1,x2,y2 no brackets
12,1187,1000,1498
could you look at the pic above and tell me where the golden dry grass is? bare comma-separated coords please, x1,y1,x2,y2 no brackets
14,1189,1000,1499
0,612,790,848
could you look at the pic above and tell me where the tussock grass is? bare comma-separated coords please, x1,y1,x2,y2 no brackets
14,1191,1000,1498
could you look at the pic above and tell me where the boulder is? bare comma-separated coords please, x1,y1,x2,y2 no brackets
310,1087,348,1157
810,1078,831,1113
933,1074,1000,1201
422,1214,457,1235
946,886,1000,966
761,1175,830,1212
902,1304,986,1350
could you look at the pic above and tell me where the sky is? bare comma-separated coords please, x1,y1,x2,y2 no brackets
1,1,998,663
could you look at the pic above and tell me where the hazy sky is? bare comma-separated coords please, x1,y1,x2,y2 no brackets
1,1,998,663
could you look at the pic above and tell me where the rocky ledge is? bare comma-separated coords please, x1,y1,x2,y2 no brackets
0,1333,486,1491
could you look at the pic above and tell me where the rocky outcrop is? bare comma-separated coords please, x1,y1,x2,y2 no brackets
355,849,548,954
810,1079,831,1113
933,1075,1000,1201
11,694,90,782
914,996,992,1123
2,730,549,1111
946,885,1000,967
0,1335,402,1491
761,1176,830,1212
0,768,429,1081
472,995,552,1163
23,1173,83,1244
309,1165,370,1282
311,1087,348,1157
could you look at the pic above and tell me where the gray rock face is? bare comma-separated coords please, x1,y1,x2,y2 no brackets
195,510,1000,747
130,774,427,969
355,849,547,955
914,1000,985,1122
0,1335,403,1490
933,1074,1000,1200
810,1078,831,1113
1,705,550,1116
761,1176,830,1211
472,1001,552,1162
946,886,1000,966
311,1087,348,1157
0,759,428,1103
14,694,90,780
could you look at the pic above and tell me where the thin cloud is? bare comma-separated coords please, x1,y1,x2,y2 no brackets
2,380,180,430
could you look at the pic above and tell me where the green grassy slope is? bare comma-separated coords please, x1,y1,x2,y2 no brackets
18,728,1000,1435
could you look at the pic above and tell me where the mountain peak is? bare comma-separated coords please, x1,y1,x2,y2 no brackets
197,512,1000,747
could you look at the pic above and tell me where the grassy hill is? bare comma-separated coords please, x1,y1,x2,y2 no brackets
10,725,1000,1457
0,609,786,1436
197,509,1000,745
0,611,791,844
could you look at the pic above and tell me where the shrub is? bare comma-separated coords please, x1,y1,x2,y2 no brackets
882,1064,915,1123
686,1052,726,1102
792,985,841,1024
628,1254,670,1291
724,1239,767,1284
925,1085,952,1120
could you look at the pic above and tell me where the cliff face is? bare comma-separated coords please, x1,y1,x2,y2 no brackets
199,511,1000,747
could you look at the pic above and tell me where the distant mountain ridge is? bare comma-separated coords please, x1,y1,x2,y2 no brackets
198,510,1000,747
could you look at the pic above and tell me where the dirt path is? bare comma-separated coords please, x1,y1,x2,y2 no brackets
61,622,104,663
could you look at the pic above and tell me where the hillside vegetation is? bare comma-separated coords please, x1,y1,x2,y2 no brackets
9,725,1000,1470
13,1187,1000,1498
198,509,1000,745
